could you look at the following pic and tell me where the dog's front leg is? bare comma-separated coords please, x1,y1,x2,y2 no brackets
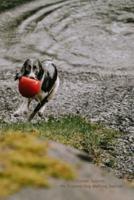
14,98,31,117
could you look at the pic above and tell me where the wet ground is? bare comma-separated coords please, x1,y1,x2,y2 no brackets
0,0,134,179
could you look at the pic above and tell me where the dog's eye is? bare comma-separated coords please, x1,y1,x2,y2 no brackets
26,65,31,71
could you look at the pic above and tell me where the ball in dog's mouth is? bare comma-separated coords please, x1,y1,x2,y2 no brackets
18,76,41,98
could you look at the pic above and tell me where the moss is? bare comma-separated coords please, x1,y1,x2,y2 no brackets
0,132,75,197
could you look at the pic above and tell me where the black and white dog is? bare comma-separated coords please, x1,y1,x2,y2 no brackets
14,59,59,121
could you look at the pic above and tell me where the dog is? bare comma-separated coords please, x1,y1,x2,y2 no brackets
14,59,59,121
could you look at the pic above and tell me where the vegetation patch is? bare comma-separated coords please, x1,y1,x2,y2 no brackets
0,131,75,197
0,116,124,196
0,116,122,167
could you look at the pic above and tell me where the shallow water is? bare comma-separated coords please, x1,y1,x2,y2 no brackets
0,0,134,75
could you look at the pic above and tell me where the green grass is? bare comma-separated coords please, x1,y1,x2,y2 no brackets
0,0,35,13
0,116,125,195
0,116,122,166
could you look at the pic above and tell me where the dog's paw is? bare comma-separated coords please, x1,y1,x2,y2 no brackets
38,105,46,118
10,114,20,122
13,112,20,117
38,111,44,118
13,110,28,117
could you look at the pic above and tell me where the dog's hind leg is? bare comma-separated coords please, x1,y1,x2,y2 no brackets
38,104,46,117
14,98,31,117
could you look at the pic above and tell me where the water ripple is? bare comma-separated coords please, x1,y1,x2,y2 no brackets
0,0,133,74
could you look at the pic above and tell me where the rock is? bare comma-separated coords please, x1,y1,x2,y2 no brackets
3,142,134,200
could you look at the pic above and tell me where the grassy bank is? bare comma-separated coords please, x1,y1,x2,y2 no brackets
0,0,35,13
0,116,122,167
0,116,124,196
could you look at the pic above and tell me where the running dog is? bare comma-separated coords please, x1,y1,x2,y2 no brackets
14,59,59,121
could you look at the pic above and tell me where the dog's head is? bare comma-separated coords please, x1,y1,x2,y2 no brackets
15,59,44,80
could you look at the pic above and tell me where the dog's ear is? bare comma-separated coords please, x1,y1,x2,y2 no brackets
23,59,31,67
36,59,44,80
14,72,19,80
14,65,25,81
14,59,32,81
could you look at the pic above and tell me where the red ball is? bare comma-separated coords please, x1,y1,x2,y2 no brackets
18,76,41,98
